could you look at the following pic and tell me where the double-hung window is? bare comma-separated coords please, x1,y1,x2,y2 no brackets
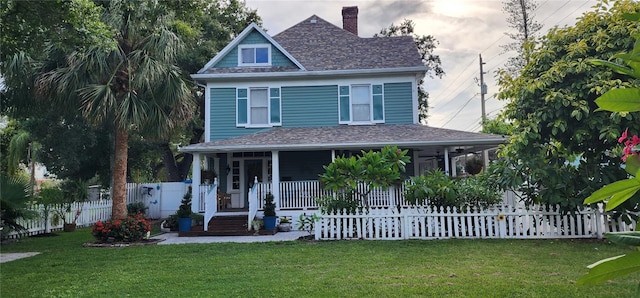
237,87,281,127
238,44,271,66
339,84,384,124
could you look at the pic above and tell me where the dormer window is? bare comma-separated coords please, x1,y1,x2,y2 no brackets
238,44,271,66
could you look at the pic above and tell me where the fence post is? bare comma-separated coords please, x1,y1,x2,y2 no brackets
402,210,408,240
314,215,321,240
595,203,604,239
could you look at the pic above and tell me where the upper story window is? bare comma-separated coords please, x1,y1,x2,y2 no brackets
237,87,281,128
238,44,271,66
339,84,384,125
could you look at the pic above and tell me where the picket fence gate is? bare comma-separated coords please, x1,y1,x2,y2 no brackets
5,200,113,239
315,204,636,240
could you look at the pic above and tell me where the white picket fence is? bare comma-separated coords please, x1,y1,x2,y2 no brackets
5,200,112,239
315,204,636,240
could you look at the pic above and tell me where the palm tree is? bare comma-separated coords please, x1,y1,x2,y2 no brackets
7,130,41,195
0,174,36,237
35,0,196,219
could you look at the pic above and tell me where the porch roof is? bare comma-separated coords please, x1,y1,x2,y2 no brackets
180,125,506,154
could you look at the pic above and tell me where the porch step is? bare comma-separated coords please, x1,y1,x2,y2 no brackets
177,215,280,237
206,215,251,236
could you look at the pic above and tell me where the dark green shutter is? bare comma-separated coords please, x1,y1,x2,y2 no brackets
269,88,281,125
372,84,384,122
339,86,350,123
237,88,248,126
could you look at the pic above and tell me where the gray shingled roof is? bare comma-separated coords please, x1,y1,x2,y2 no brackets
180,125,506,153
273,15,424,71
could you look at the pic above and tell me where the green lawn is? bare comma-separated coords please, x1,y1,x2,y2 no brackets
1,229,638,297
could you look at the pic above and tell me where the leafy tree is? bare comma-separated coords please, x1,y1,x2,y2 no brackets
1,0,261,184
481,116,513,135
318,145,410,213
494,0,640,211
578,12,640,287
28,0,196,219
1,0,114,186
375,19,445,123
158,0,261,182
499,0,542,77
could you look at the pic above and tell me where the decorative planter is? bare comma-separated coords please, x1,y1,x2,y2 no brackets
63,223,77,232
278,222,292,232
178,217,192,232
263,216,277,231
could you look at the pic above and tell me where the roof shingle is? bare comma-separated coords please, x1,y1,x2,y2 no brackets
181,125,505,152
273,15,424,71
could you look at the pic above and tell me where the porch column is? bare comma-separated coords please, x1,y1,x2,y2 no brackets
412,150,419,176
192,153,201,214
451,156,457,177
331,149,336,161
213,156,220,180
444,148,450,176
272,150,281,211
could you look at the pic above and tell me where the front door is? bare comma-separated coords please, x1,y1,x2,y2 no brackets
244,159,263,207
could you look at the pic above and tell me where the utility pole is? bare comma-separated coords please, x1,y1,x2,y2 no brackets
479,54,489,171
479,54,487,125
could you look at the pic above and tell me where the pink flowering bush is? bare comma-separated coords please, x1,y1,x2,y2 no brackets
618,128,640,162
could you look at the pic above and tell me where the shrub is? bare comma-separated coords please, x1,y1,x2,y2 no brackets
176,188,192,218
404,170,501,209
457,174,502,208
315,193,361,214
404,169,459,208
127,202,147,215
263,192,276,217
92,213,151,243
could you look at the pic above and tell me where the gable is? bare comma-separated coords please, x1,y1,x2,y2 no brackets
213,30,297,69
197,23,305,74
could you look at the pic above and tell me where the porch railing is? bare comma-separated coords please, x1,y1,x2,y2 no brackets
255,180,407,210
248,177,259,231
202,178,218,232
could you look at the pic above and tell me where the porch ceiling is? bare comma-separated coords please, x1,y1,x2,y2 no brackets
180,124,506,155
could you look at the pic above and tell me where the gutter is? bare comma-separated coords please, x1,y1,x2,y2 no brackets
179,137,507,153
190,66,428,82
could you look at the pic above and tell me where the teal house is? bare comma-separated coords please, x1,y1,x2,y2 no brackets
180,7,504,232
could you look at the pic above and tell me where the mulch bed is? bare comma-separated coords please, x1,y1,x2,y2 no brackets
83,238,164,247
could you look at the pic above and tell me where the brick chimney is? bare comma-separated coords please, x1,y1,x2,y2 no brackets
342,6,358,35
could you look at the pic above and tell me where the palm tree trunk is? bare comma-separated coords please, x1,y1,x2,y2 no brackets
112,125,129,220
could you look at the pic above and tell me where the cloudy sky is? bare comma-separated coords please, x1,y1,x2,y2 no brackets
244,0,598,131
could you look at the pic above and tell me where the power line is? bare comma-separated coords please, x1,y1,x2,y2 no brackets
440,93,478,128
553,0,591,25
430,58,478,107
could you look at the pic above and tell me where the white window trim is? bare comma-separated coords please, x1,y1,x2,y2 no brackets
238,44,272,67
346,84,384,125
242,86,281,128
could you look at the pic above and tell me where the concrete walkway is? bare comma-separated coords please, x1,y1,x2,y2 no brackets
0,252,40,263
151,231,308,245
1,232,308,262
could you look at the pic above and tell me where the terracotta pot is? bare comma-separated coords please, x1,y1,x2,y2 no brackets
63,223,77,232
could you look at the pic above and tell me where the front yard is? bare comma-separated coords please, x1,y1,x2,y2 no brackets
1,229,638,297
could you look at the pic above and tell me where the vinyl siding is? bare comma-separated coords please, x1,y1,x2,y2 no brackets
210,88,271,141
214,31,295,68
383,82,414,124
281,85,339,127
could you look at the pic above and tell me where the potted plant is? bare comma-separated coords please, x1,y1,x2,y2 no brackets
176,187,193,232
262,192,277,231
251,218,262,235
278,216,292,232
465,156,483,175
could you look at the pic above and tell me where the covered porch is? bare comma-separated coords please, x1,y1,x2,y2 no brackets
181,124,506,232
